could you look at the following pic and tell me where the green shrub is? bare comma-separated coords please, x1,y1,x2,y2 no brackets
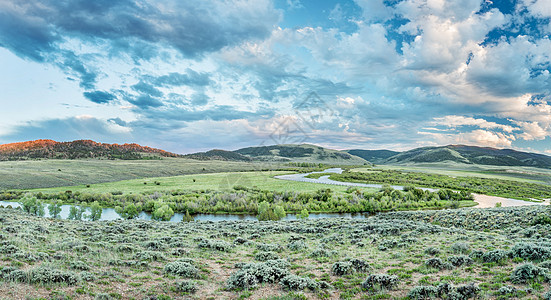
255,251,279,262
27,266,79,285
511,263,547,283
309,248,335,258
80,271,96,282
7,269,27,282
287,240,307,251
115,203,140,219
425,258,450,270
48,201,62,219
279,274,319,291
152,204,174,221
407,286,437,299
361,274,399,290
133,251,165,261
532,213,551,225
455,283,480,299
69,261,90,271
176,280,198,293
497,285,518,296
164,261,199,278
450,242,470,254
424,247,440,256
20,196,45,217
482,250,509,263
88,201,102,221
331,261,353,276
226,259,290,290
257,243,282,252
198,239,233,252
349,258,370,272
447,255,473,267
511,243,551,261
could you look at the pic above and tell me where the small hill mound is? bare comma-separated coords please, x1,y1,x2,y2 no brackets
235,144,368,164
183,149,251,161
345,149,400,164
0,139,180,161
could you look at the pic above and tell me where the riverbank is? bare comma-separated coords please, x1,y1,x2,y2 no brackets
275,168,547,208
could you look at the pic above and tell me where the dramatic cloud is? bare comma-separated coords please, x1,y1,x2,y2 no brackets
0,0,549,153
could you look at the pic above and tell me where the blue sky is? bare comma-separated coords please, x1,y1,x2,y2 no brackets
0,0,550,154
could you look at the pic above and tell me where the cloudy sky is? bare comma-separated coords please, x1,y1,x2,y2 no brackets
0,0,550,154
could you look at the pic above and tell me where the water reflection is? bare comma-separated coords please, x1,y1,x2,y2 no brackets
0,200,373,222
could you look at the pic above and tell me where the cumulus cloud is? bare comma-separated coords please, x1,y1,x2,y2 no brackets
420,129,515,148
0,0,550,153
513,120,548,140
432,115,517,133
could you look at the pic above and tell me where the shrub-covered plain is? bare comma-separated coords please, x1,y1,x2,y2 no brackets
2,205,551,299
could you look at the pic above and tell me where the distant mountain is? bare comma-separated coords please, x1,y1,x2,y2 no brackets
183,149,251,161
0,139,180,161
235,144,369,164
345,149,400,164
384,145,551,168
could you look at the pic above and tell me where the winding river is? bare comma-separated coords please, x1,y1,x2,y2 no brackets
274,168,548,208
0,168,545,222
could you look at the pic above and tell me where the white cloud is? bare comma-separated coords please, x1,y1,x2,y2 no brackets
420,129,515,148
513,120,548,141
432,115,517,132
523,0,551,18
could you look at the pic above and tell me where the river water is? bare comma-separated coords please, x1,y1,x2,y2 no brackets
0,168,545,221
274,168,547,208
0,200,372,222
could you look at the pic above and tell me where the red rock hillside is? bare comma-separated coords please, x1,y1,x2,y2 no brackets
0,139,180,160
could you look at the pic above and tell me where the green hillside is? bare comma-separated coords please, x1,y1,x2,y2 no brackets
183,149,251,161
345,149,400,164
385,145,551,168
235,144,369,165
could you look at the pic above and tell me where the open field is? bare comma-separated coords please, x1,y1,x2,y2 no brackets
2,206,551,299
29,171,363,194
0,158,283,190
372,163,551,184
318,166,551,201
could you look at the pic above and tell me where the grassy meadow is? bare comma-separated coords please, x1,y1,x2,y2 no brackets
29,171,360,195
0,158,281,190
370,163,551,184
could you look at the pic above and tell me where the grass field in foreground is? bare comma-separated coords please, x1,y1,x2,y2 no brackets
0,158,281,190
30,170,375,194
1,206,550,299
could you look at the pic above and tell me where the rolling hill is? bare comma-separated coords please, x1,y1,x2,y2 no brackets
182,149,251,161
345,149,400,164
0,139,180,161
234,144,369,164
384,145,551,168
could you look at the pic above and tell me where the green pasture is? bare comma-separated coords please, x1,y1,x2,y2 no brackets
0,158,282,190
30,170,374,194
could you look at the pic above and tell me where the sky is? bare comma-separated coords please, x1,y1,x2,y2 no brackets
0,0,550,154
